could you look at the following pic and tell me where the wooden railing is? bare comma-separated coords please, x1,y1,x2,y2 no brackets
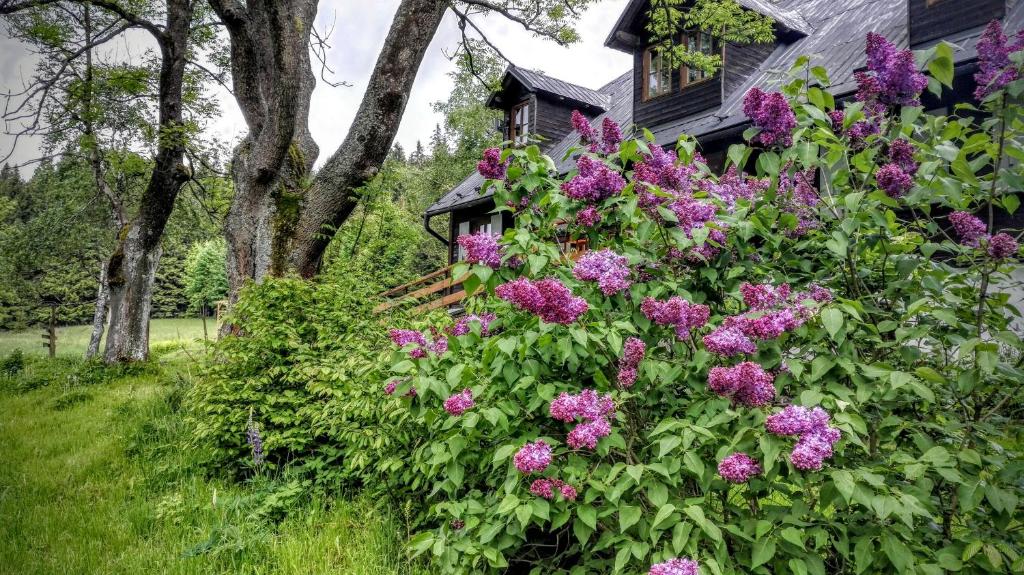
374,265,471,315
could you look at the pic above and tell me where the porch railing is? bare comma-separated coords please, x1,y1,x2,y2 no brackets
374,265,471,315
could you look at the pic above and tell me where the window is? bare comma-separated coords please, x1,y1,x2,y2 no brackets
682,30,715,87
643,46,672,101
509,100,530,145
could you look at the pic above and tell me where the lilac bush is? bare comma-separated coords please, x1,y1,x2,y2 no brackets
389,29,1024,575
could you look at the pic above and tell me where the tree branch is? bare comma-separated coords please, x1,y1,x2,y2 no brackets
457,0,569,45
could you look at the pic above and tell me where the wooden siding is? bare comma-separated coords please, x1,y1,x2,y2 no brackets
909,0,1005,46
633,47,723,128
535,96,580,152
723,41,775,98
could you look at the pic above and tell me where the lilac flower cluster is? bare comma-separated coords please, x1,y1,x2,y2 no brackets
384,377,417,397
988,233,1019,259
448,313,496,337
649,557,699,575
707,361,776,407
529,478,578,501
457,231,503,268
704,283,829,356
549,389,616,450
495,277,588,324
949,211,988,246
701,166,769,209
477,147,508,180
514,440,552,474
450,519,465,530
600,117,623,154
572,249,631,295
702,325,758,356
778,167,821,236
246,410,264,467
443,388,474,416
570,109,624,154
743,87,797,147
640,296,710,339
634,145,701,206
740,282,791,310
617,336,646,388
857,33,928,109
974,20,1024,100
571,110,597,145
576,205,602,227
389,328,448,358
876,164,914,198
717,452,763,483
765,405,842,471
561,156,627,203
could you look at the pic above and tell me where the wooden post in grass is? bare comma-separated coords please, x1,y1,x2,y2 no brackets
41,297,59,358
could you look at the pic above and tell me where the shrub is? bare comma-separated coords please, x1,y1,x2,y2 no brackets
0,348,24,377
381,33,1024,574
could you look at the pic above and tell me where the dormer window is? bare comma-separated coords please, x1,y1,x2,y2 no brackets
682,31,715,87
642,45,673,101
510,100,530,144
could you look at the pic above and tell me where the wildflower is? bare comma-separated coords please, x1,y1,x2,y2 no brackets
573,249,632,295
561,156,626,202
246,410,264,467
477,147,508,180
718,452,763,483
702,166,770,208
707,361,775,407
443,388,474,416
576,205,602,227
876,163,913,198
974,20,1024,100
949,211,988,246
988,233,1018,259
457,231,503,268
448,313,496,337
571,110,597,145
743,87,797,147
496,277,588,324
649,557,699,575
513,440,552,474
384,380,398,395
703,325,757,356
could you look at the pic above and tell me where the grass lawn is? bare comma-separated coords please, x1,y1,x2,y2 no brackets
0,317,212,358
0,352,412,575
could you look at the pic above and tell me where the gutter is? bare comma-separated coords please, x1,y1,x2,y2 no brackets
423,212,449,246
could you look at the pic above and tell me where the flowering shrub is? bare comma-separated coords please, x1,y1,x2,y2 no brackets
384,29,1024,574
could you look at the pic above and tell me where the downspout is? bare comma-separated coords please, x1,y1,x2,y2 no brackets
424,212,449,245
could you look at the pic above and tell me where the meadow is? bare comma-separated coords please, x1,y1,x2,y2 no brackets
0,318,210,358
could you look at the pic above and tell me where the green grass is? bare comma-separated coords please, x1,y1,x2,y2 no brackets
0,353,413,575
0,317,211,358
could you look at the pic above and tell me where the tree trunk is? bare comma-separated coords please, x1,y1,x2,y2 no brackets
286,0,447,277
103,231,162,362
201,303,208,341
86,261,109,359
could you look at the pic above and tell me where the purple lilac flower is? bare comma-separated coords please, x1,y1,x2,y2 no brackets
876,163,913,198
796,284,833,304
649,557,699,575
448,313,496,337
573,249,631,295
561,156,627,202
600,117,623,154
384,380,398,395
703,325,758,356
514,440,552,474
740,282,791,310
530,478,555,499
450,519,465,530
457,231,503,268
988,233,1018,259
702,166,770,208
859,33,928,108
389,328,446,358
707,361,776,407
443,388,474,416
974,20,1024,100
765,405,841,471
743,87,797,147
246,410,264,467
477,147,508,180
617,336,646,388
571,110,597,145
718,452,763,483
549,389,616,450
949,211,989,246
888,139,918,175
567,416,612,449
829,110,845,131
495,277,588,324
576,205,602,227
559,483,578,501
640,296,710,338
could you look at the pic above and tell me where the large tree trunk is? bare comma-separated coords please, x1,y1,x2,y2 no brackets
85,261,109,359
286,0,447,276
102,0,193,362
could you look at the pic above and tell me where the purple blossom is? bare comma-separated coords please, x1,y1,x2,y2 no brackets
477,147,508,180
988,233,1018,259
561,156,626,202
514,440,552,474
702,166,770,208
573,249,631,295
743,87,797,147
888,139,918,175
718,452,763,483
974,20,1024,100
707,361,776,407
457,231,503,268
618,336,646,388
389,328,446,358
949,211,989,246
600,117,623,154
649,558,699,575
740,282,791,311
641,296,710,337
876,163,913,198
443,388,474,416
450,519,465,530
576,205,602,227
766,405,841,471
703,325,757,356
797,284,834,304
571,110,597,145
567,416,612,449
389,328,426,349
495,277,589,324
448,313,496,337
384,380,398,395
829,110,845,131
246,411,264,467
859,33,928,108
549,389,615,450
530,478,555,499
559,483,578,501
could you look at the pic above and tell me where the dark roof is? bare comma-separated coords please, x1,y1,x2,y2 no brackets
487,66,610,111
427,0,1023,217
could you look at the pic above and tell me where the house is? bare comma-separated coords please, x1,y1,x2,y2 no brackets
388,0,1021,313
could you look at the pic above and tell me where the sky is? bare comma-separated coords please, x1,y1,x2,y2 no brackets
0,0,633,173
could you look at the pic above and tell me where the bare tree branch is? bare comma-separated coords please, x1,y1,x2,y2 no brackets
457,0,569,45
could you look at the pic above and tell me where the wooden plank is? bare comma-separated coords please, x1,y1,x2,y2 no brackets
410,289,472,314
378,265,453,298
373,274,468,313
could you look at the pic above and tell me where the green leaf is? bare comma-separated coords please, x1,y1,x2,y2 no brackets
752,537,777,569
652,504,676,529
577,504,597,529
515,503,533,527
831,470,856,503
619,505,642,532
573,518,593,544
497,494,519,514
821,308,843,339
929,43,954,87
684,505,721,542
881,534,914,572
854,537,874,574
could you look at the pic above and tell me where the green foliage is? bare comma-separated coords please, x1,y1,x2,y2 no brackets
375,48,1024,573
0,348,25,378
184,238,229,313
646,0,776,73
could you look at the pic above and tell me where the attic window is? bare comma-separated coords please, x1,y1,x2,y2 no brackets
643,46,672,101
681,30,716,87
510,100,530,145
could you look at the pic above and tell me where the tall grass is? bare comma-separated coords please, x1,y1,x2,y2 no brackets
0,352,415,575
0,317,210,357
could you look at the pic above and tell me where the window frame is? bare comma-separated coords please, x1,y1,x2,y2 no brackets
509,99,531,145
642,44,673,102
680,30,718,89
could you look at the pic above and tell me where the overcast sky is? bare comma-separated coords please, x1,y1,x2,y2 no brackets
0,0,632,173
